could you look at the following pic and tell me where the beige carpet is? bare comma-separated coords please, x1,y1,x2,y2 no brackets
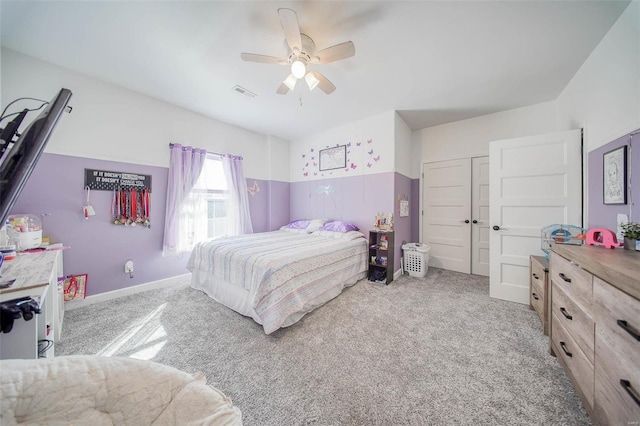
57,268,591,425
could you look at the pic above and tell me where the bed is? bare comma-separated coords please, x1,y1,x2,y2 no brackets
187,221,368,334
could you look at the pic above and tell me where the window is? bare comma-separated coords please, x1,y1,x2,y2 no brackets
195,155,228,239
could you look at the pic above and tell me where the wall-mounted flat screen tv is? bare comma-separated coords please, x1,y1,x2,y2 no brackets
0,88,73,227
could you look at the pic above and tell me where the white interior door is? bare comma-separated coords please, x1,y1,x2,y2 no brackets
423,158,471,273
471,156,490,276
490,129,582,304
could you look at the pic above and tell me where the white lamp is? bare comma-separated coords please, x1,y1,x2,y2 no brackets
305,72,319,91
291,60,306,79
283,74,297,91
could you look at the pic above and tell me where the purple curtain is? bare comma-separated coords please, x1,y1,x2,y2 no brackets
222,154,254,235
163,144,207,255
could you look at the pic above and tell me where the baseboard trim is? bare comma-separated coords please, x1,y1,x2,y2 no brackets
64,273,192,311
394,268,403,280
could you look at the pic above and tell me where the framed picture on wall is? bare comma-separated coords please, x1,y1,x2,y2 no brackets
603,145,627,205
319,145,347,171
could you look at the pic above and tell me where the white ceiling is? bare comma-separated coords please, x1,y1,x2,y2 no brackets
0,1,630,141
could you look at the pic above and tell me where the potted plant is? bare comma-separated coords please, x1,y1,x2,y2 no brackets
620,221,640,250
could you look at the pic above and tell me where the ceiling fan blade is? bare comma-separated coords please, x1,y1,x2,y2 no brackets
313,41,355,64
241,53,287,65
311,71,336,94
278,8,302,52
276,82,290,95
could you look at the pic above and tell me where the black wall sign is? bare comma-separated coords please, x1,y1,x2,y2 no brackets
84,168,152,192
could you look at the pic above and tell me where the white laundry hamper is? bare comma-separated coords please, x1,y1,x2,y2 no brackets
402,243,430,278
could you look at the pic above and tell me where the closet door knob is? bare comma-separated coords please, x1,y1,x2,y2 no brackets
472,220,478,224
464,220,470,223
493,225,500,231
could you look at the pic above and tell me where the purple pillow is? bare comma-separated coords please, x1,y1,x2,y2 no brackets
320,221,359,233
285,219,311,230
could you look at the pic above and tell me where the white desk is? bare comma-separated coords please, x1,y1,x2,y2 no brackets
0,250,64,359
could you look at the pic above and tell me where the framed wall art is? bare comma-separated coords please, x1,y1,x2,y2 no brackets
603,145,627,205
319,145,347,171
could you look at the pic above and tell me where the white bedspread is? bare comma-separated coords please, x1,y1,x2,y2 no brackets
187,230,367,334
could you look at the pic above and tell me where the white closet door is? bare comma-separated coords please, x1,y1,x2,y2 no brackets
471,156,490,276
422,158,471,273
489,129,582,304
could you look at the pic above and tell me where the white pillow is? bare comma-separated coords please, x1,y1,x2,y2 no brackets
279,226,309,234
305,218,330,233
312,230,366,240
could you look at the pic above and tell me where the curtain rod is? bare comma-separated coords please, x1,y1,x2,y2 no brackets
169,143,223,157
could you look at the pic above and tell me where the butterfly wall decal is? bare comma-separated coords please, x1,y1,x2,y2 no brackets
373,155,380,161
247,181,260,196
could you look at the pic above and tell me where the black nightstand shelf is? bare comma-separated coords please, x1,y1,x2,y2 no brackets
368,230,394,285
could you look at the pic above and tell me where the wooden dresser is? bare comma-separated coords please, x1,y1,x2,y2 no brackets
549,244,640,425
530,255,550,335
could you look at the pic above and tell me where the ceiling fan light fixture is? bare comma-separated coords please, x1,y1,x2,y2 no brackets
283,74,297,91
291,60,306,79
305,72,319,91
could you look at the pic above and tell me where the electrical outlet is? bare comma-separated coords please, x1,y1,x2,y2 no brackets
124,260,134,273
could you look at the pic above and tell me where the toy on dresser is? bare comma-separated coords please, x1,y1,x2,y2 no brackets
585,228,623,249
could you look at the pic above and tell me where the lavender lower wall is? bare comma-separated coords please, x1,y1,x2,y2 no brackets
290,172,410,273
393,173,412,268
12,153,187,296
12,153,289,296
588,130,639,229
268,180,290,230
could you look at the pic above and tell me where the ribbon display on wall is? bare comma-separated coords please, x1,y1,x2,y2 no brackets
111,187,151,228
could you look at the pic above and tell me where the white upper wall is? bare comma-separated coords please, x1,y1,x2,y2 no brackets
289,110,396,182
556,1,640,152
265,135,290,182
394,112,414,178
413,101,557,163
1,48,289,181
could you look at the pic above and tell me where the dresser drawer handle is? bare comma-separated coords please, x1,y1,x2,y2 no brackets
532,293,539,300
558,273,571,283
560,307,573,320
617,320,640,341
560,341,572,357
532,273,539,280
620,379,640,408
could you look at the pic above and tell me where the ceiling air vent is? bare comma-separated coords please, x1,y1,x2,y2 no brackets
232,85,256,98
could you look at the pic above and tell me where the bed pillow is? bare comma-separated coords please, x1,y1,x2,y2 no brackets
320,220,359,233
313,230,365,240
279,226,309,234
305,218,330,233
285,219,311,230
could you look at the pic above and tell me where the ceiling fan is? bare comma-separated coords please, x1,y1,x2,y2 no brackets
241,8,355,95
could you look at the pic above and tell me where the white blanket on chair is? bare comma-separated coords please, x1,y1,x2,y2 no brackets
0,355,242,425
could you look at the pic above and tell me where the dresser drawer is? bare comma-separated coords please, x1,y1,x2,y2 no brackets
592,277,640,424
552,281,595,364
594,332,640,425
530,257,547,297
530,278,545,325
551,312,594,408
550,252,593,314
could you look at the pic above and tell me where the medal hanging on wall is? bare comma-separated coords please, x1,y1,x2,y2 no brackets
111,187,150,228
